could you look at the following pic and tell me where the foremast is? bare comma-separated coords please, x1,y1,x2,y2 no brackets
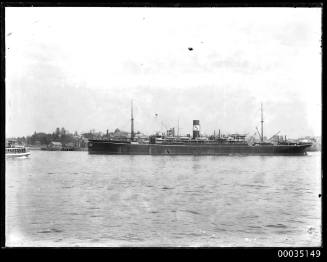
131,100,134,142
261,103,264,143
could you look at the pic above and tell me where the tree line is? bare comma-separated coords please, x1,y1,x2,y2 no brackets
9,127,104,147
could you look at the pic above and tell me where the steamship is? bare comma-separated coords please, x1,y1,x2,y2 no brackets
88,102,312,155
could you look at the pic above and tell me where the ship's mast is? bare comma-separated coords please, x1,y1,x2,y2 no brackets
261,103,264,143
131,100,134,141
177,119,180,137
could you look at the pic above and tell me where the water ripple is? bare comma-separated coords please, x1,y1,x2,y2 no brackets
38,228,63,234
181,210,202,215
265,224,287,229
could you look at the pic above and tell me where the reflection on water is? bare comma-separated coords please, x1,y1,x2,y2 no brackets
6,151,321,247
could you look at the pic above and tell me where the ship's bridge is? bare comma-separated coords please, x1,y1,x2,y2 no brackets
225,134,247,144
229,134,247,141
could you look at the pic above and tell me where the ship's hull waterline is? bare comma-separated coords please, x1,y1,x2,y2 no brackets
6,152,31,158
88,140,311,156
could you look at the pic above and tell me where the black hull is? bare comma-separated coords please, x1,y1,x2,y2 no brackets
88,140,311,156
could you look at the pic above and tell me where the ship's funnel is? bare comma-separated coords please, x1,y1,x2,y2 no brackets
193,120,200,139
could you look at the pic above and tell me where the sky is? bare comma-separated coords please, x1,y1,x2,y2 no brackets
5,7,322,138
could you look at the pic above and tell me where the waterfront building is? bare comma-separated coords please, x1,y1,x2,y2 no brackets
48,141,62,151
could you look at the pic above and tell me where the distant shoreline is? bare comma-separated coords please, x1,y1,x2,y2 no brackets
28,147,88,151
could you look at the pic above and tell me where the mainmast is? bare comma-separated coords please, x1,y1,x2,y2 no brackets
131,100,134,141
261,103,264,143
177,119,180,137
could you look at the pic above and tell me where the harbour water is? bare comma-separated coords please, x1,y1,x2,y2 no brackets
6,151,321,247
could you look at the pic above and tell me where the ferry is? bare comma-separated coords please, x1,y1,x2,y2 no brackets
6,141,31,158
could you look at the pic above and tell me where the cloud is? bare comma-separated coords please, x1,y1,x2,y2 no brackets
5,7,321,138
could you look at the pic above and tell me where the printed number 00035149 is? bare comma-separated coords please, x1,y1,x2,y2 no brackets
277,250,321,258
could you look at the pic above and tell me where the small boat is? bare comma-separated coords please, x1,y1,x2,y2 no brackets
6,140,31,158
